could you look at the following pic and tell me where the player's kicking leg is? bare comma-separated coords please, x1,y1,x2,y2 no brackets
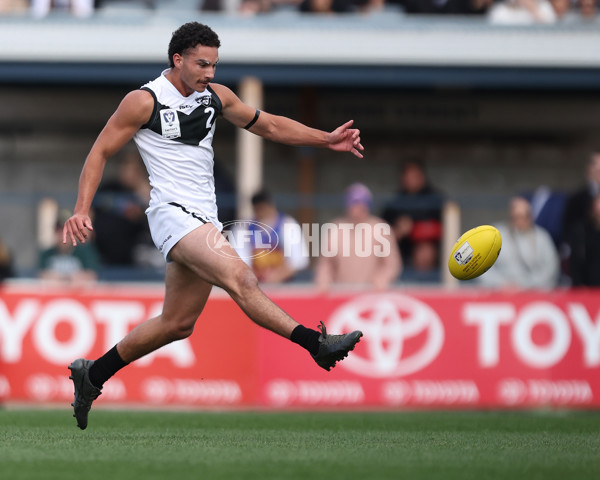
69,261,213,429
169,223,363,371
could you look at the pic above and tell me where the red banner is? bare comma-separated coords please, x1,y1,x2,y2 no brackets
1,284,599,408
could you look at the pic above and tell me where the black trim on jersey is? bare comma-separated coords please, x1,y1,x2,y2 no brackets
168,202,208,224
207,85,223,115
139,87,158,129
244,109,261,130
140,85,222,146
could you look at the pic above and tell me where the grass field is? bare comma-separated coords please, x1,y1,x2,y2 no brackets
1,409,600,480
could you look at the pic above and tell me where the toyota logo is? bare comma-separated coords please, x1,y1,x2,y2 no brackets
328,293,444,378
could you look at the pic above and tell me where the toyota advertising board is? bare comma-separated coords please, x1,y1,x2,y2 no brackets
1,285,598,409
0,285,259,407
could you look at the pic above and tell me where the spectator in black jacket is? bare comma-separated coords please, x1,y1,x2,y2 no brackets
399,0,493,13
92,152,152,266
564,151,600,234
567,194,600,286
382,160,444,273
0,237,14,282
563,151,600,276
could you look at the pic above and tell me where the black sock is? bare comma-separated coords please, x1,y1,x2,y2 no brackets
290,325,321,356
88,345,129,389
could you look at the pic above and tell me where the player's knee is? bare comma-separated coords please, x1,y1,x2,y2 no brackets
226,265,259,298
165,318,195,341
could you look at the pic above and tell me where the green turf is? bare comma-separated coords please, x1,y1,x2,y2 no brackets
1,409,600,480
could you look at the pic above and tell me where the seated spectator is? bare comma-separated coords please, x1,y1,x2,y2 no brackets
235,189,309,283
299,0,382,13
566,194,600,286
578,0,598,19
479,196,560,290
92,151,159,267
0,0,28,14
30,0,94,18
382,160,444,273
488,0,558,24
39,214,100,286
0,237,14,282
399,0,492,14
238,0,275,14
315,183,401,292
549,0,571,18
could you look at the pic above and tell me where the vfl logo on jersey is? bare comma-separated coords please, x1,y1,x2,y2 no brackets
196,95,211,107
160,109,181,139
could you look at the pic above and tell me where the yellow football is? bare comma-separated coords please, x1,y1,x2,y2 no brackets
448,225,502,280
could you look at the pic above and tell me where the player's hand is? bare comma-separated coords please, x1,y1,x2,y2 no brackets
327,120,364,159
63,213,94,246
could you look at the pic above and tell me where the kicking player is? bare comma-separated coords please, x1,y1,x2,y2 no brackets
64,22,364,430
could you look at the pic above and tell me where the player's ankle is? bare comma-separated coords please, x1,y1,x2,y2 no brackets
290,325,320,356
88,345,129,389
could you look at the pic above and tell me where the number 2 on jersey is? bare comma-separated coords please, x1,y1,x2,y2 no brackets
205,107,215,129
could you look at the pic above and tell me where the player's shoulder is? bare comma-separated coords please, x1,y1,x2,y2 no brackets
123,88,155,104
207,83,236,106
116,89,155,124
207,82,230,95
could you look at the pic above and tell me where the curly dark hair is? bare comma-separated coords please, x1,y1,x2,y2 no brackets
168,22,221,68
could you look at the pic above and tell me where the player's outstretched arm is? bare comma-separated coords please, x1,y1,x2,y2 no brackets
63,90,154,246
211,84,364,158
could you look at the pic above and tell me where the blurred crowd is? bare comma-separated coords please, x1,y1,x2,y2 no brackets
235,0,599,21
480,150,600,290
0,0,597,21
0,1,597,289
1,150,600,291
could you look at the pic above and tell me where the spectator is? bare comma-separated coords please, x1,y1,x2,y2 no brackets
0,237,14,282
315,183,401,292
238,0,275,14
39,214,100,286
524,185,567,249
235,190,309,283
0,0,28,14
382,160,443,273
479,196,560,290
214,158,237,226
566,194,600,286
237,0,314,14
30,0,94,18
563,151,600,240
549,0,571,18
299,0,382,13
579,0,598,19
488,0,558,24
399,0,492,14
92,151,158,267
